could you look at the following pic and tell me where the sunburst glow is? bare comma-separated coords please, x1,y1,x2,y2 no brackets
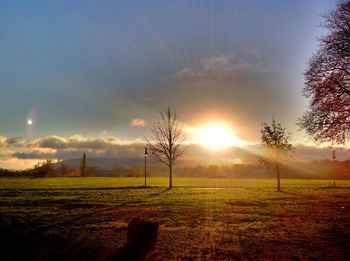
193,123,245,150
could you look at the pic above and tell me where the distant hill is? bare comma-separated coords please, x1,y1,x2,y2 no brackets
62,157,203,170
63,157,144,169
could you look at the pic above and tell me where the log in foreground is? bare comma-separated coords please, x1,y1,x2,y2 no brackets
112,218,159,261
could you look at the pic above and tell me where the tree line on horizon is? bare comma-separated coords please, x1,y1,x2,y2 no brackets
2,159,350,180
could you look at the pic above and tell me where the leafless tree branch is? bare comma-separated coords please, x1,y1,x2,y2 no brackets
146,107,187,188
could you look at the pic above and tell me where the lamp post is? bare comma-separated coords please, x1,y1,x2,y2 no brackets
332,150,336,188
144,146,148,188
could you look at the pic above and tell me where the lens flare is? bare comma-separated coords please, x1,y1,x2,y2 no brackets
26,106,37,139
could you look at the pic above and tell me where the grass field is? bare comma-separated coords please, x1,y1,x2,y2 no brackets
0,177,349,260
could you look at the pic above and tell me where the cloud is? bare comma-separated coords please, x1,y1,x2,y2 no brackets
13,150,56,160
2,135,145,162
130,118,146,127
0,149,14,160
31,135,66,149
0,133,349,169
28,135,134,150
5,137,25,147
0,136,6,147
165,50,269,83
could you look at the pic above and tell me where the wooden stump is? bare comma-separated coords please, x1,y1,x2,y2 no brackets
112,218,159,261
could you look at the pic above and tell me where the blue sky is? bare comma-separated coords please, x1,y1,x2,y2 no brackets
0,0,341,168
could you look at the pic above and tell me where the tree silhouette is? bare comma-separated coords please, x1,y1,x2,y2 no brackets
58,162,73,176
32,160,56,177
299,1,350,145
80,152,87,177
260,119,294,191
146,107,186,189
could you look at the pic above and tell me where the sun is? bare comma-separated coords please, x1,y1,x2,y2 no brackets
194,123,245,150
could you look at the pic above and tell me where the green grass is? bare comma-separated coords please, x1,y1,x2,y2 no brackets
0,177,349,260
0,176,348,189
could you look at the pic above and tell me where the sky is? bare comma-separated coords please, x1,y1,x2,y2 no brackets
0,0,345,169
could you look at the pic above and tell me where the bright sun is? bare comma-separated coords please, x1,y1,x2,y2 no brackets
194,123,245,150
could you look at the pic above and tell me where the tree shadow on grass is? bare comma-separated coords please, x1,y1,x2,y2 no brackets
319,186,350,190
148,187,172,197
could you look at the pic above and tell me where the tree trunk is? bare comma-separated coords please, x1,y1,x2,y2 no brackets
333,160,336,188
276,164,281,192
169,163,173,189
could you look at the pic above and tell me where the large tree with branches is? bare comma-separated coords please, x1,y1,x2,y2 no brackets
146,107,186,189
260,119,294,191
299,1,350,145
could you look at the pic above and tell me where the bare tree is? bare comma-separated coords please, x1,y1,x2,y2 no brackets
260,119,294,191
298,1,350,145
32,160,56,177
146,107,186,189
58,162,73,176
